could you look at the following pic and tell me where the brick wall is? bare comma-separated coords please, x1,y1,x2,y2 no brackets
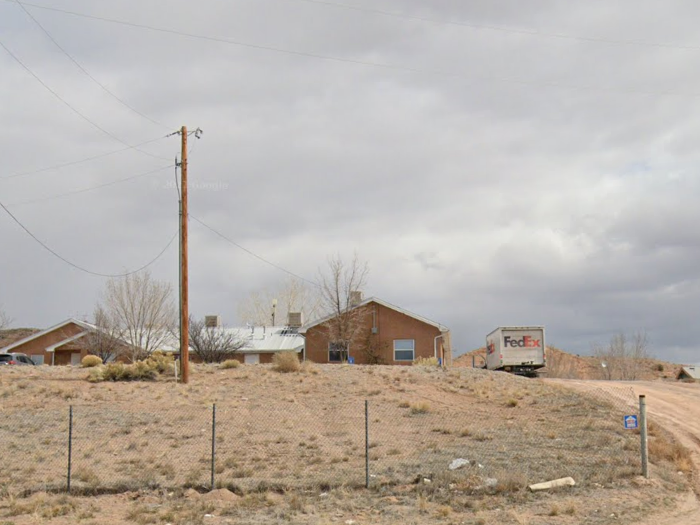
304,301,449,365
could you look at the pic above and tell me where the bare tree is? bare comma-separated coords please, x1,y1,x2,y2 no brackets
188,316,248,363
79,306,127,363
593,331,650,380
0,306,11,331
318,253,370,361
238,277,321,326
100,271,176,362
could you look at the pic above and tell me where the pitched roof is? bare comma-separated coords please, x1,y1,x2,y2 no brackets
0,318,95,353
157,326,304,354
299,296,449,333
678,366,700,380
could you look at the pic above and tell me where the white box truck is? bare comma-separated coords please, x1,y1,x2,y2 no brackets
485,326,545,377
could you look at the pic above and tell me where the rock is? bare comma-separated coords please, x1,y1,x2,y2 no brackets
201,489,240,503
448,458,470,470
484,478,498,488
423,478,432,484
528,477,576,492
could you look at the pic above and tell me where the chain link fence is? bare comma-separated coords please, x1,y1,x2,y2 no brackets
0,383,641,495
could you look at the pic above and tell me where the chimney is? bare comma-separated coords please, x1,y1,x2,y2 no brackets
349,291,363,307
204,315,222,328
287,312,303,329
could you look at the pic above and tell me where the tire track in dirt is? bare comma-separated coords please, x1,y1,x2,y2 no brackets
551,379,700,525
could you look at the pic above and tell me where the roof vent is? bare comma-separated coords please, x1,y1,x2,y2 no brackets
349,291,363,307
287,312,303,328
205,315,222,328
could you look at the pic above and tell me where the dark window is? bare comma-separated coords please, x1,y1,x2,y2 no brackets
328,342,348,363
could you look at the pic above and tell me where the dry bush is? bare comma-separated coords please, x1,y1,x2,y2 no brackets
410,401,430,414
272,352,301,373
144,351,175,374
81,355,103,368
649,436,693,473
221,359,241,369
413,357,439,367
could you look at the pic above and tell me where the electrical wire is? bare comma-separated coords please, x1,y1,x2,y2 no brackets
0,199,177,277
6,2,700,100
6,164,173,207
189,214,318,287
0,135,169,181
13,0,168,130
292,0,700,51
0,39,170,162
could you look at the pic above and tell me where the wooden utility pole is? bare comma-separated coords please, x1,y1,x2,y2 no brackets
179,126,190,383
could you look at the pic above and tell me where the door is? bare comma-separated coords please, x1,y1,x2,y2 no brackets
244,354,260,364
70,353,82,366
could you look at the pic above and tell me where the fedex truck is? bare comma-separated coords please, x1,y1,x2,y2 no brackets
485,326,545,377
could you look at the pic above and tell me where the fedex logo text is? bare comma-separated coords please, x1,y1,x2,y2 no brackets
503,336,541,348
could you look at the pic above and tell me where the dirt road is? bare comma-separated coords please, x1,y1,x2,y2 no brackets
553,379,700,524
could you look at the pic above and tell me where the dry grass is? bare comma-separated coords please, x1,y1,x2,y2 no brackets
649,435,693,473
413,357,440,367
221,359,241,369
409,401,431,414
272,352,301,373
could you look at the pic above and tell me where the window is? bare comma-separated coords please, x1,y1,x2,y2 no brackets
329,342,348,363
394,339,415,361
31,355,44,365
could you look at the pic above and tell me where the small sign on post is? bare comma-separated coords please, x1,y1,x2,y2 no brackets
348,357,355,364
624,415,638,429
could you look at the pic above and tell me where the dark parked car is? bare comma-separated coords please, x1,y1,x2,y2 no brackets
0,353,36,365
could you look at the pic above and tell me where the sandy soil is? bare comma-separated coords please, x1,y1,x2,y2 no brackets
552,379,700,525
0,365,693,524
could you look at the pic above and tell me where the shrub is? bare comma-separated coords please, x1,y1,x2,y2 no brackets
272,352,301,373
81,355,103,368
101,363,131,381
654,363,664,372
410,402,430,414
145,351,174,375
413,357,439,367
506,399,518,408
221,359,241,369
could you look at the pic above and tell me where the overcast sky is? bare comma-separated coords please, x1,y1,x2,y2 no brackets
2,0,700,363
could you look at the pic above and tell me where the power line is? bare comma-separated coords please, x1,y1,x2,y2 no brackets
0,135,169,181
13,0,168,130
189,214,318,287
6,164,173,207
292,0,700,51
0,38,169,162
0,199,177,277
6,2,700,100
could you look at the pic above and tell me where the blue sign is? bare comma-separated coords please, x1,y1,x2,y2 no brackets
624,415,638,429
347,357,355,364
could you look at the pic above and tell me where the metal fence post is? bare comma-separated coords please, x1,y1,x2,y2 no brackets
365,400,369,489
211,404,217,490
640,395,649,478
67,405,73,493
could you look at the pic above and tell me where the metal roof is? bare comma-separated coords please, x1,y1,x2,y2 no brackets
159,326,304,354
678,366,700,380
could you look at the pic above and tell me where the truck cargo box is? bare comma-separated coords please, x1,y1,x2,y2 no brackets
486,326,545,376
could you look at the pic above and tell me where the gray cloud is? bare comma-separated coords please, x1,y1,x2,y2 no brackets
2,0,700,363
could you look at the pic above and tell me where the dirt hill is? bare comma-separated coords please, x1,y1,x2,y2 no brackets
0,327,39,350
453,346,682,380
0,362,691,524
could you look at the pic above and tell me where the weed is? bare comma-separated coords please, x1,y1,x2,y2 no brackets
221,359,241,369
273,352,301,373
410,402,430,414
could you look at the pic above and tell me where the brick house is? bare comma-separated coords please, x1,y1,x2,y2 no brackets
0,318,97,365
300,297,451,365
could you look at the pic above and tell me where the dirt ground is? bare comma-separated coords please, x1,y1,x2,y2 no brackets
0,364,694,524
552,379,700,525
